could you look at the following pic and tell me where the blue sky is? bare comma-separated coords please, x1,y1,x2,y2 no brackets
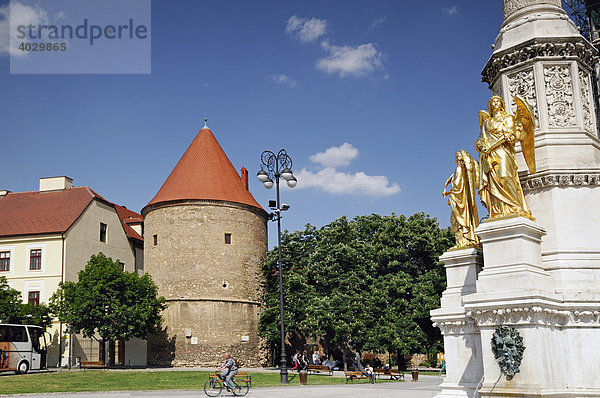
0,1,509,247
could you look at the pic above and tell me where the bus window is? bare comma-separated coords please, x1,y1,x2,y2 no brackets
27,327,46,354
0,325,28,342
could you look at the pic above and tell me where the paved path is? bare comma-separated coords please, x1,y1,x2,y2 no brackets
5,376,442,398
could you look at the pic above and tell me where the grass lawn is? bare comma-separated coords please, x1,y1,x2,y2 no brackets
0,370,372,394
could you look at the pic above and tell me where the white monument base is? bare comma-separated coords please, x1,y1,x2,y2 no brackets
463,217,600,397
431,248,484,398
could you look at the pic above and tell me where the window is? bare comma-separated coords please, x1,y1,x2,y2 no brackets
28,291,40,305
0,325,28,342
153,234,158,246
100,223,107,243
119,262,124,271
30,249,42,270
0,251,10,272
224,233,232,245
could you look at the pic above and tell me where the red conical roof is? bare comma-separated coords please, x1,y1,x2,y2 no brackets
145,128,263,211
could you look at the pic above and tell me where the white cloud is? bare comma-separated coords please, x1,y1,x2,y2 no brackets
0,2,48,56
443,6,459,16
55,10,67,20
317,41,383,78
292,144,400,197
286,15,327,43
310,143,358,168
269,73,298,88
295,167,400,197
370,16,387,29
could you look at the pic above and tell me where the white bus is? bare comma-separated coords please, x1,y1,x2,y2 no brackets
0,324,49,374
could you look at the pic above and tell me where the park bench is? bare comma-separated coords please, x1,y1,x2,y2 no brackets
306,364,333,375
374,368,404,380
209,372,252,387
344,371,374,384
80,361,105,369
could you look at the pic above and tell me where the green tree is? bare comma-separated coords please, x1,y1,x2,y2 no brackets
0,276,23,324
20,303,53,329
258,213,453,368
0,276,53,328
51,253,166,363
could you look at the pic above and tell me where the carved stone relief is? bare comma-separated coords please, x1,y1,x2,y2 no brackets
578,69,595,134
544,65,576,127
521,173,600,192
467,306,600,328
481,41,596,87
433,319,479,335
508,68,539,126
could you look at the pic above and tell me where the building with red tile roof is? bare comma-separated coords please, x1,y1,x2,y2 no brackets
0,176,146,368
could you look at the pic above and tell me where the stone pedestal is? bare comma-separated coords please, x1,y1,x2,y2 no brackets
431,248,484,398
463,216,600,397
473,217,553,294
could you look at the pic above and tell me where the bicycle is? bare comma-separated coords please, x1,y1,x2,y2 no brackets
203,371,249,397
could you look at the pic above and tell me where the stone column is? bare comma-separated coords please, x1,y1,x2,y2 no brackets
479,3,600,393
431,248,484,398
482,0,600,291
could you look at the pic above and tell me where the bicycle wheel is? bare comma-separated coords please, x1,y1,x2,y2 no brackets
203,378,223,397
232,380,249,397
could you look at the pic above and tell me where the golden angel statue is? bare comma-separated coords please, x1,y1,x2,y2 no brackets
443,150,481,248
475,95,536,220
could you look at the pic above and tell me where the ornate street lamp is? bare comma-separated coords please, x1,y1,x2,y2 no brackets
257,149,296,385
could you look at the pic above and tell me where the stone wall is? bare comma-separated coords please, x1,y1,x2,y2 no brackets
144,200,268,367
148,300,265,367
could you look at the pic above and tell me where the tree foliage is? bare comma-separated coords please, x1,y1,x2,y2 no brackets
0,276,24,324
0,276,53,328
258,213,453,362
51,253,166,342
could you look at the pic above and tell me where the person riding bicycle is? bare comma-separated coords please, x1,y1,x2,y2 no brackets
217,353,238,392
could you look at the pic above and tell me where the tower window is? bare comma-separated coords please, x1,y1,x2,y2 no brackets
224,233,232,244
153,234,158,246
100,223,107,243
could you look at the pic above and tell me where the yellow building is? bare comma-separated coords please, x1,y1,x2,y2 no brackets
0,176,145,367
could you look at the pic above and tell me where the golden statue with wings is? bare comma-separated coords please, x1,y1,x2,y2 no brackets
443,150,481,248
475,95,535,220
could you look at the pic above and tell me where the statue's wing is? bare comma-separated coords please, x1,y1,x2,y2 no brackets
515,95,536,174
478,110,490,129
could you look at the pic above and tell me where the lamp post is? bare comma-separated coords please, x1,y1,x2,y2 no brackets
257,149,297,385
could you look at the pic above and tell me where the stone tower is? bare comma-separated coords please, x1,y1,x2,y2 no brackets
143,124,269,367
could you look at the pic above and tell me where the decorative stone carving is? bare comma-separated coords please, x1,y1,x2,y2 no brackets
467,306,600,327
482,41,596,87
503,0,562,20
468,307,570,327
508,68,539,125
544,65,576,127
578,69,595,134
433,319,479,335
521,173,600,191
491,326,525,379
